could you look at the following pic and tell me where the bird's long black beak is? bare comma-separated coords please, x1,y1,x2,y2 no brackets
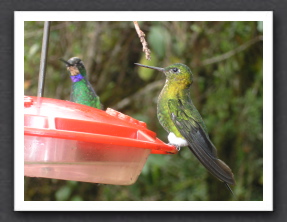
134,63,165,72
59,58,73,67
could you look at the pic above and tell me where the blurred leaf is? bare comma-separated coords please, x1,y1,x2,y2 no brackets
257,21,263,33
190,24,202,33
67,180,78,187
55,185,72,201
137,55,158,81
148,26,170,59
173,41,185,57
71,195,83,201
28,43,39,58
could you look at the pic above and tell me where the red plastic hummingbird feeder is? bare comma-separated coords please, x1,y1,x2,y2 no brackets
24,21,177,185
24,96,177,185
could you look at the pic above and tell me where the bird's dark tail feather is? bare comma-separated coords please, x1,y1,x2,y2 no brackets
224,182,234,196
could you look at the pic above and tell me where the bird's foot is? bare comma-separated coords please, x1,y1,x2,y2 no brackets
168,143,181,151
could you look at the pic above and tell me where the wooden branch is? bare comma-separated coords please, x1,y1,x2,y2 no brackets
202,35,263,66
133,21,151,60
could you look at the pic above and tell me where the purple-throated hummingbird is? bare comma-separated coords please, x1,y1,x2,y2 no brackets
60,57,101,109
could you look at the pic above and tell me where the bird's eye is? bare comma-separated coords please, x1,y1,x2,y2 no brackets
172,68,179,73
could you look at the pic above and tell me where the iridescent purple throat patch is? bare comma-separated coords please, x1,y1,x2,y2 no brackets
70,74,84,82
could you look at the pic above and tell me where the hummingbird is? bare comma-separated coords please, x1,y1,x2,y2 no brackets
135,63,235,193
60,57,102,109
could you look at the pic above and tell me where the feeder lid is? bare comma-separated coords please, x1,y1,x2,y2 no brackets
24,96,177,154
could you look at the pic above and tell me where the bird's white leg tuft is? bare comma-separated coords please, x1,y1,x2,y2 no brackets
168,132,189,150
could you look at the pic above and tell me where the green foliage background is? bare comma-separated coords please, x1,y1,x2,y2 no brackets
24,21,263,201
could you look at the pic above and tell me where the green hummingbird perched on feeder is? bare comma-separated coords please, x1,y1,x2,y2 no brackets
60,57,102,109
135,63,235,193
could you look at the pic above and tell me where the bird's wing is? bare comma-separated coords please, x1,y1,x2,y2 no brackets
168,99,235,185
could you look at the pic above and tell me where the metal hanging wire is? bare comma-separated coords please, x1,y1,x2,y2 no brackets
37,21,50,98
